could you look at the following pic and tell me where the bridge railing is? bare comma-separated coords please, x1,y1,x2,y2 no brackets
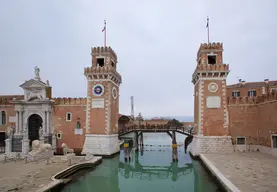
119,124,193,135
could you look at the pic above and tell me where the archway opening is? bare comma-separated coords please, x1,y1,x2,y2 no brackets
28,114,43,146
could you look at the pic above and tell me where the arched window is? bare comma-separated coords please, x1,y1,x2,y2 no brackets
66,112,72,122
0,111,6,125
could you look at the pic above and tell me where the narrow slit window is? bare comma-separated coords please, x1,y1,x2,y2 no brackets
66,112,72,121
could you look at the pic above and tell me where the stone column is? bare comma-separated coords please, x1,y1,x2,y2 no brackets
45,111,48,134
22,137,29,155
18,111,22,134
52,133,57,153
15,111,19,134
47,111,51,134
5,138,12,155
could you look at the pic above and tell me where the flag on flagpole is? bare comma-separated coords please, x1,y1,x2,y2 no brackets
102,20,106,32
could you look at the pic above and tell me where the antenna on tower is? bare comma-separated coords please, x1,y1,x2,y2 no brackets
130,96,135,119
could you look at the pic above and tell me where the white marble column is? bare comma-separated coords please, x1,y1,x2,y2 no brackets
16,111,19,134
47,111,50,134
18,111,22,134
45,111,48,134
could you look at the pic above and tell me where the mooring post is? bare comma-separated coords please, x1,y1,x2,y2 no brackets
124,141,130,162
172,131,178,162
140,132,144,148
135,131,139,152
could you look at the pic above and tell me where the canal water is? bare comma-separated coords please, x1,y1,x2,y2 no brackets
62,133,221,192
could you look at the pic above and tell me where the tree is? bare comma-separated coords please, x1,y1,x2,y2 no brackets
167,118,183,127
136,112,144,121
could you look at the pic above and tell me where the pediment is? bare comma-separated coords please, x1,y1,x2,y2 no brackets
19,79,47,89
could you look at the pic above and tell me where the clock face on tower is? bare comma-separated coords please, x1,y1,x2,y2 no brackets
208,82,219,93
93,84,104,96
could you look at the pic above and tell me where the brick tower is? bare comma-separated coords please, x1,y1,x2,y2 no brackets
82,47,122,155
190,42,233,156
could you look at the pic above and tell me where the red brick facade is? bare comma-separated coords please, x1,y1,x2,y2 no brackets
228,94,277,147
1,43,277,153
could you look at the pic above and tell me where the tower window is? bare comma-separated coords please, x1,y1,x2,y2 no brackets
66,112,72,122
248,90,256,97
97,58,105,67
111,61,115,68
0,111,6,125
232,91,240,97
208,55,216,65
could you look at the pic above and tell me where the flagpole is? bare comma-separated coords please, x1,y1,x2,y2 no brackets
104,20,107,47
207,16,210,43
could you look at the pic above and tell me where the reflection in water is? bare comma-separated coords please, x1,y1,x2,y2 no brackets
62,133,221,192
120,149,193,182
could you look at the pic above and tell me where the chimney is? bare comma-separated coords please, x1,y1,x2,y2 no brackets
242,80,246,85
239,79,242,84
264,79,269,84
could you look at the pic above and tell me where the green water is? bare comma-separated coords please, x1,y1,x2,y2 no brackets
62,134,221,192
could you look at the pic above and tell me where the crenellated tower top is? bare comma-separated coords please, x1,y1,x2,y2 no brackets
91,46,117,69
84,46,122,86
192,42,229,85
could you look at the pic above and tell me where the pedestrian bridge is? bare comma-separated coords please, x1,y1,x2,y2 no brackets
118,124,194,153
119,124,194,137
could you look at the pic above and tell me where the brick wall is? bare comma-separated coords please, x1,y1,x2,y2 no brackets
228,94,277,148
228,104,259,145
0,104,16,132
53,98,87,153
258,101,277,147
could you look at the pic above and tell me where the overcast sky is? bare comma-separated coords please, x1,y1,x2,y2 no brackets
0,0,276,117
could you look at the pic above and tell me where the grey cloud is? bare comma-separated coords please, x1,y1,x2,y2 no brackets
1,0,276,117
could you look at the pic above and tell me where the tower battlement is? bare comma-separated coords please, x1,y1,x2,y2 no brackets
91,46,117,59
53,97,87,105
198,42,223,53
196,63,229,71
91,46,118,68
227,92,277,105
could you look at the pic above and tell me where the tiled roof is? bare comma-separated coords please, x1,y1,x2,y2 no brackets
227,80,277,89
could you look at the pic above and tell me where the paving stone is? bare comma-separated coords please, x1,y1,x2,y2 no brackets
204,152,277,192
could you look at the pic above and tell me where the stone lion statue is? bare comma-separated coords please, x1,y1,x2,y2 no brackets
30,140,52,155
6,126,14,138
61,143,74,155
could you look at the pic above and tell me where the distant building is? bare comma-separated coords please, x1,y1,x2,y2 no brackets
227,79,277,97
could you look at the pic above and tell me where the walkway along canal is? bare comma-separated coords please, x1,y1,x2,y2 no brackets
61,133,222,192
